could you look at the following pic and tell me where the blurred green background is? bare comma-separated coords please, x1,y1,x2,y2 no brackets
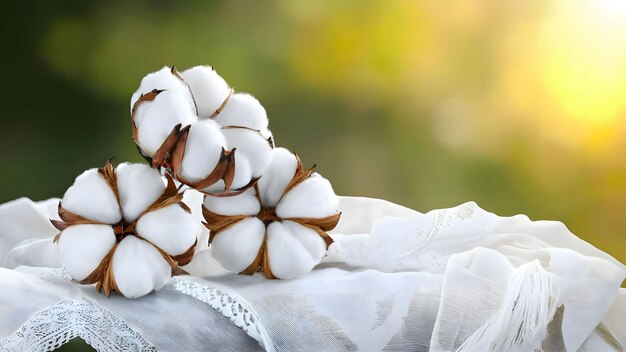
1,0,626,266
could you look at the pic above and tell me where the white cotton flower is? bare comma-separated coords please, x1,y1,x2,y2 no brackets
57,224,116,281
202,148,341,280
178,119,225,183
61,169,121,225
212,93,270,135
130,65,274,195
219,126,274,189
116,162,166,223
54,161,200,298
133,89,198,157
130,66,195,110
180,66,230,119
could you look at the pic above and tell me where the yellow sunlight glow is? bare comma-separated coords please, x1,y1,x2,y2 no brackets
541,0,626,125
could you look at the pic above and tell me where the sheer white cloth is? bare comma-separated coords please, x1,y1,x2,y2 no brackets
0,195,624,351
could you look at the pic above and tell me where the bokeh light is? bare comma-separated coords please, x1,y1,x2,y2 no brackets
1,0,625,264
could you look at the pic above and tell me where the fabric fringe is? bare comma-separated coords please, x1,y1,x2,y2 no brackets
457,260,559,352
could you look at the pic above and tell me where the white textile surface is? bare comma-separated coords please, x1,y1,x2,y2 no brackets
0,195,624,351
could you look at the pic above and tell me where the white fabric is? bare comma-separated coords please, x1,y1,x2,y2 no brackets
0,198,59,269
0,298,157,351
1,195,624,351
0,268,263,351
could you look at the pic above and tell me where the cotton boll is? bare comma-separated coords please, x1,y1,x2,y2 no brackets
222,127,273,189
203,188,260,216
62,169,121,224
58,224,116,281
202,180,225,194
130,66,195,110
229,155,253,191
135,204,199,256
182,188,205,222
266,221,326,279
257,148,298,208
276,174,339,219
213,93,269,131
134,90,198,156
179,120,226,183
181,66,230,118
112,236,172,298
116,163,166,223
211,217,265,273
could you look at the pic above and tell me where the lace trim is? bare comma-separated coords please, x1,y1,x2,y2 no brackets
11,268,274,351
0,299,156,352
168,277,275,352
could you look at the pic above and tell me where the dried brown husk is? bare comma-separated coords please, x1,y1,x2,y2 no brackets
52,160,196,297
203,155,341,279
130,69,272,197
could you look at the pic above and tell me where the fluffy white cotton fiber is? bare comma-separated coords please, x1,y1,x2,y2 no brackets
210,217,266,273
57,224,116,281
203,147,340,279
116,163,166,223
181,66,230,118
276,174,339,219
135,204,199,256
130,66,195,110
134,90,197,156
130,65,274,194
56,162,200,298
61,169,121,224
266,221,326,279
203,187,260,216
257,147,298,208
179,120,225,183
111,236,172,298
213,93,269,133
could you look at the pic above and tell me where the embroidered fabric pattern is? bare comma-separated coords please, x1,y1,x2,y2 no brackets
14,266,72,280
327,202,485,273
0,299,156,352
168,277,275,352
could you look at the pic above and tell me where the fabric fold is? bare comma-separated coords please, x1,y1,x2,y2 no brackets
1,196,624,351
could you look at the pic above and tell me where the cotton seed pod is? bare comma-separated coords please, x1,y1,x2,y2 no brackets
202,148,341,279
179,65,229,119
130,65,274,196
130,66,197,113
52,161,200,298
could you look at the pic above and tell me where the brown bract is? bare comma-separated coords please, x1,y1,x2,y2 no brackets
130,66,273,197
51,160,196,297
202,155,341,279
